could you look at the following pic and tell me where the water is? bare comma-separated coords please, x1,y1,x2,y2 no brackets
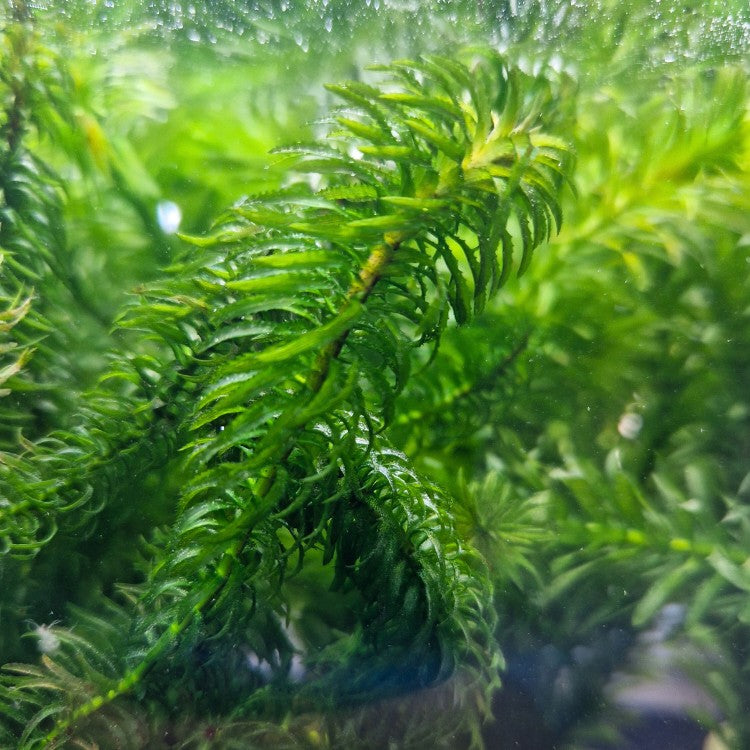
0,2,748,748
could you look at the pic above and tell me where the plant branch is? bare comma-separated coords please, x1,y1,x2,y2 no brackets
42,230,406,746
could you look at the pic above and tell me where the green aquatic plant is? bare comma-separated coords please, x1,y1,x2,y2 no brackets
2,2,750,749
0,10,572,746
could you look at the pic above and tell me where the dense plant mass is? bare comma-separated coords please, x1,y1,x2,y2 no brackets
1,1,749,748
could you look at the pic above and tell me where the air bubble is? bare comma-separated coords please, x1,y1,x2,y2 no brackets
156,201,182,234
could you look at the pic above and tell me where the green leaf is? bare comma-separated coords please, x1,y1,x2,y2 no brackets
632,558,702,627
404,118,465,160
335,116,390,144
320,184,379,202
225,270,318,294
378,92,462,121
216,301,363,376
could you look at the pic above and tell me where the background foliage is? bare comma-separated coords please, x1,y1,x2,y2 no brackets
1,1,749,748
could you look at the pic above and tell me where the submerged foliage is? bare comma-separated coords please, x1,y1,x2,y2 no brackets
1,1,749,749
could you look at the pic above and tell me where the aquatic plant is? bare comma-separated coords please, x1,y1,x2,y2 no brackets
0,6,573,747
1,1,749,748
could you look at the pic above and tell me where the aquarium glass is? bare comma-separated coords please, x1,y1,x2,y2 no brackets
1,1,749,748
